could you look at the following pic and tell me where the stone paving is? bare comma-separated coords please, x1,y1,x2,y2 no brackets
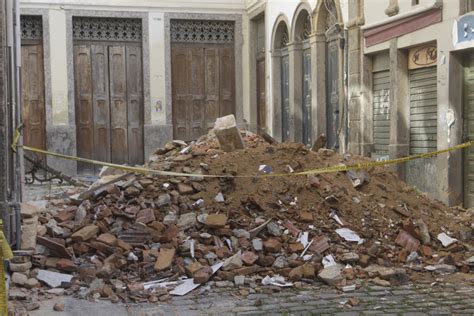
27,281,474,316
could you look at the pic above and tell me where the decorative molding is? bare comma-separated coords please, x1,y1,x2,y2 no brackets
20,15,43,40
170,19,234,44
72,17,142,42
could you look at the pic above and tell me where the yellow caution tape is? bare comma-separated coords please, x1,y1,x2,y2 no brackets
0,220,13,316
10,125,473,178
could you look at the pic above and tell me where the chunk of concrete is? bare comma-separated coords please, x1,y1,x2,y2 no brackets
37,269,73,288
214,115,245,152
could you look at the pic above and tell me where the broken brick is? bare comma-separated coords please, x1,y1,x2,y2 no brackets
263,239,282,253
154,247,176,271
205,214,228,228
72,225,99,242
395,230,420,252
309,236,330,254
97,233,117,246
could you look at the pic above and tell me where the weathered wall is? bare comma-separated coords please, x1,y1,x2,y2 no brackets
359,0,468,205
20,0,247,174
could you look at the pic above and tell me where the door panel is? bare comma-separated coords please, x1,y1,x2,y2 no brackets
205,47,220,131
171,47,190,141
302,48,312,145
126,46,144,166
281,54,290,141
109,46,128,164
91,44,110,168
21,44,46,158
74,45,94,174
257,58,266,133
190,47,205,140
219,46,235,117
326,40,339,149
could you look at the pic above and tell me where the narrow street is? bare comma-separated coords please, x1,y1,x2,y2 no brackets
24,282,474,315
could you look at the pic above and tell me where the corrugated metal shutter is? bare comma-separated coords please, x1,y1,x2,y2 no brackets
464,53,474,208
373,70,390,154
409,66,437,154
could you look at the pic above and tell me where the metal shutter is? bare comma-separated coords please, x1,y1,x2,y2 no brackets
409,66,437,154
373,70,390,154
464,53,474,207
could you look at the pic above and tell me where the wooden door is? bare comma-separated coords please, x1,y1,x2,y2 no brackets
302,47,312,145
281,52,290,141
91,44,111,166
256,57,266,133
126,46,144,166
21,43,46,157
171,43,235,141
464,53,474,207
74,42,144,173
326,39,339,149
74,45,95,174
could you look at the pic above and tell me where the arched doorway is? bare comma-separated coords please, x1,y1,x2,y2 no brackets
292,6,313,145
314,0,344,150
271,17,290,142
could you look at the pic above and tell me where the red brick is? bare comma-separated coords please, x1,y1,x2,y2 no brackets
309,236,330,254
395,230,420,252
241,251,259,265
263,239,281,253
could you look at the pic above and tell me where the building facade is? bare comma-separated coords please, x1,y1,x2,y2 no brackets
18,0,474,207
347,0,474,207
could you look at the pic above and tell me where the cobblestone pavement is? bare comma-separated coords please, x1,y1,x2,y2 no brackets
27,281,474,316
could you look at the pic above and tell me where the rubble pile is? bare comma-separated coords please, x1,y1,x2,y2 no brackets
10,131,474,305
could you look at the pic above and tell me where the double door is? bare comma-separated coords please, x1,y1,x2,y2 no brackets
171,43,235,141
74,42,144,173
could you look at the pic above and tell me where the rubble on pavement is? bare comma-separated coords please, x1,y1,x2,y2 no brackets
8,129,474,308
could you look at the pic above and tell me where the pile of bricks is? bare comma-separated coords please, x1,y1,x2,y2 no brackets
8,130,474,306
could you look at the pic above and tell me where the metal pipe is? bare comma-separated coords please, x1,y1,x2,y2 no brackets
9,202,21,249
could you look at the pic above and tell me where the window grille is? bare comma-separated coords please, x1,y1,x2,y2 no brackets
280,28,289,47
303,15,312,40
21,15,43,40
73,17,142,42
170,19,234,44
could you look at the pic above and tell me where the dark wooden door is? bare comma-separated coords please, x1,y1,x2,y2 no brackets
326,39,339,149
302,47,312,145
21,43,46,157
256,57,266,133
281,52,290,141
171,43,235,141
74,42,144,173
